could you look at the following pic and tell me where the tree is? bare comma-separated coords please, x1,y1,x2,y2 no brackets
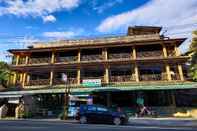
189,31,197,81
0,61,10,87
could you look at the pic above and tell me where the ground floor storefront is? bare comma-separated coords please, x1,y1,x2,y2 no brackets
0,83,197,118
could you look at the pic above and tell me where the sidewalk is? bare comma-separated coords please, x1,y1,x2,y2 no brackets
128,117,197,127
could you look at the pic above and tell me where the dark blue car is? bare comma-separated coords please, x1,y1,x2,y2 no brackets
76,104,128,125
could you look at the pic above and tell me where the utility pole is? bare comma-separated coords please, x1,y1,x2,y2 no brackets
62,73,69,119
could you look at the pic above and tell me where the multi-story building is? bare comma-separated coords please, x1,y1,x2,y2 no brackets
1,26,197,118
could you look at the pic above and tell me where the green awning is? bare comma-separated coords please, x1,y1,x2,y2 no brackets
0,82,196,96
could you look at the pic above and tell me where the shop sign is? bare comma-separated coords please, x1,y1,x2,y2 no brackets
8,97,19,104
82,79,101,87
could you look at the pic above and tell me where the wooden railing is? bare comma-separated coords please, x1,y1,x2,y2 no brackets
110,75,135,82
56,56,78,63
53,78,77,85
108,53,131,60
27,79,50,86
139,74,167,81
137,51,163,58
29,57,51,64
81,54,103,61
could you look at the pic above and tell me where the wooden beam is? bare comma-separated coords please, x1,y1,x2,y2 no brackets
13,72,17,85
25,55,29,65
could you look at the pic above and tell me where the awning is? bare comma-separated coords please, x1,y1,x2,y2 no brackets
0,82,196,97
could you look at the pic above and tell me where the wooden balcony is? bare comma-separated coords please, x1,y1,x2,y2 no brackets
167,50,176,57
108,53,131,60
18,57,26,65
56,56,78,63
137,51,163,58
139,74,167,81
171,74,180,80
29,57,51,64
53,78,77,85
81,55,103,61
110,75,135,82
27,79,50,86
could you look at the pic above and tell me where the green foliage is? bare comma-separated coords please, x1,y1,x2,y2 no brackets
0,61,10,86
189,31,197,81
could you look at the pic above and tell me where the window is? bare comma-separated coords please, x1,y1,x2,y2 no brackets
97,107,108,112
87,106,96,111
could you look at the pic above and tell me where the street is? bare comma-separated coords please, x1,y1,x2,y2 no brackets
0,120,196,131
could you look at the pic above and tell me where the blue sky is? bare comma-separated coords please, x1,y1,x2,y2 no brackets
0,0,197,62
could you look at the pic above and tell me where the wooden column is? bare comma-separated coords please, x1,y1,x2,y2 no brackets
103,48,108,60
174,44,180,56
162,44,167,58
50,70,54,86
78,49,81,62
16,55,20,65
77,68,81,85
171,91,176,107
132,46,137,59
13,72,17,85
178,64,184,81
104,66,109,84
166,64,172,81
25,55,29,65
51,51,55,64
19,73,23,83
134,63,139,82
22,73,27,87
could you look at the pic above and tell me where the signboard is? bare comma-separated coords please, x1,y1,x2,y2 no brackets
82,79,101,87
8,97,19,104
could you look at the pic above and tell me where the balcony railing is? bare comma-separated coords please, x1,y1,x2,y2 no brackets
139,74,167,81
108,53,131,60
29,57,51,64
53,78,77,85
137,51,163,58
56,56,78,63
81,54,103,61
27,79,50,86
110,75,135,82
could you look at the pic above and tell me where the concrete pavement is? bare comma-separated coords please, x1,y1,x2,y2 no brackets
0,119,196,131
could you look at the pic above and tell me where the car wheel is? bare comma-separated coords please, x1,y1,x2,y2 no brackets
80,116,87,124
113,117,121,125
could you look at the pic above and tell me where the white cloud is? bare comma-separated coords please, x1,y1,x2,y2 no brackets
0,0,80,21
43,31,76,39
93,0,123,13
96,0,197,52
43,15,56,23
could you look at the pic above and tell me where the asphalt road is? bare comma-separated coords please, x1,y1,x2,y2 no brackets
0,120,196,131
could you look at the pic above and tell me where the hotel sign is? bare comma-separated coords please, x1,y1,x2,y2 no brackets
82,79,101,87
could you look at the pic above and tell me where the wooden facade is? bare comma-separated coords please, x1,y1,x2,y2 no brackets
8,26,189,88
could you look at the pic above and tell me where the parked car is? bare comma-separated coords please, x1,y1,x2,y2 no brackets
76,104,128,125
